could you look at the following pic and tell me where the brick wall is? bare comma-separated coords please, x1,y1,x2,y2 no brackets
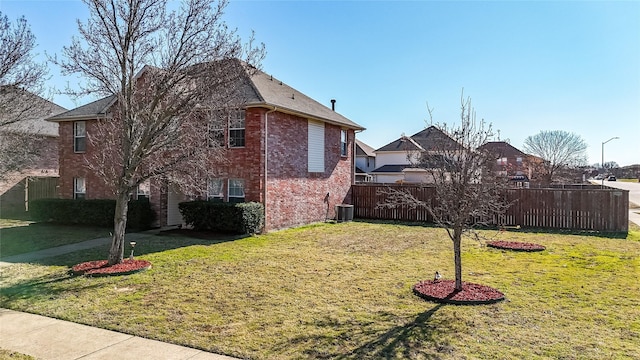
56,106,355,231
58,120,114,200
264,111,353,230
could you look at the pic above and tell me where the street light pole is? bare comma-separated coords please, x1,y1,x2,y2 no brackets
601,137,619,187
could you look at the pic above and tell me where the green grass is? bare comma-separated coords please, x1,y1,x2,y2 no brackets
1,221,639,359
0,219,112,258
0,349,35,360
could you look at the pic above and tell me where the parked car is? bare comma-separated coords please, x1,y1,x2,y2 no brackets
607,176,616,181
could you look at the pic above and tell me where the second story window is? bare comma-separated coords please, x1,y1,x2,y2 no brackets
229,110,245,147
74,121,86,152
340,129,348,157
208,110,225,147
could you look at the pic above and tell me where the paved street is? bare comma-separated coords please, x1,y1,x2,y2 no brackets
592,180,640,206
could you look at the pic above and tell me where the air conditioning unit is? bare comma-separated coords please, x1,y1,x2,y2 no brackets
335,204,354,222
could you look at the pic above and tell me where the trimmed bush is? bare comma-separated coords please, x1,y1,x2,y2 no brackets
30,199,156,229
179,201,264,234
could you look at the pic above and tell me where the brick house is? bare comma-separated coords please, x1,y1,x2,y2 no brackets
0,88,66,214
47,66,365,231
477,141,541,187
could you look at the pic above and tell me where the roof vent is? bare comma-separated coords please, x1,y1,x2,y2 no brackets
270,75,273,81
292,93,295,99
331,99,336,111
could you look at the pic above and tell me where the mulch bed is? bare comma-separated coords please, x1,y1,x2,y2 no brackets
487,240,546,252
71,259,152,277
413,279,505,305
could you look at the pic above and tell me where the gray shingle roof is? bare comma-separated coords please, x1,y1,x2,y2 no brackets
46,62,364,130
376,126,458,152
355,139,376,157
246,68,363,130
371,164,408,173
478,141,527,158
0,87,66,136
46,95,115,122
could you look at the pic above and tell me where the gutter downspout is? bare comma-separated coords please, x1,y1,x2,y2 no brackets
354,130,364,187
264,107,277,232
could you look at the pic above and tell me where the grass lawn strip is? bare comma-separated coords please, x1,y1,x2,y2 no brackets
0,349,36,360
0,222,639,359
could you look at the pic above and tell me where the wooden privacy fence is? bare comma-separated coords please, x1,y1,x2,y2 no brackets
352,184,629,232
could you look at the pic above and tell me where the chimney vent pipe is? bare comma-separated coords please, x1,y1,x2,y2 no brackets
331,99,336,111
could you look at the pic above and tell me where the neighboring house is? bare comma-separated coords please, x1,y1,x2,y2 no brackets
478,141,541,187
370,126,458,183
47,65,365,231
355,139,376,182
0,88,66,215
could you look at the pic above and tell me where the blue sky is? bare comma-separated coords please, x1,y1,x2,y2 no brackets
2,0,639,166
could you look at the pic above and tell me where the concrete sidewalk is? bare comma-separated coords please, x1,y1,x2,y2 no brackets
0,309,240,360
0,231,242,359
0,233,147,267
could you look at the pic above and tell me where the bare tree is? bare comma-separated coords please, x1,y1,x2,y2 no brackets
55,0,265,265
523,130,588,185
0,12,52,180
379,94,511,291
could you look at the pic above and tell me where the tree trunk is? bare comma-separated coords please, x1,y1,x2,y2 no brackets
453,228,463,291
108,190,130,265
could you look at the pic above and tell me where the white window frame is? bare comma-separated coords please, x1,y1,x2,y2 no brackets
340,129,348,157
228,178,245,203
229,109,245,148
74,177,86,199
74,121,86,153
208,178,224,201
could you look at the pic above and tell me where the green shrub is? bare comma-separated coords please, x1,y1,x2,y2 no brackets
30,199,156,229
178,201,264,234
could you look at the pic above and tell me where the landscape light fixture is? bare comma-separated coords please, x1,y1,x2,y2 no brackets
601,137,619,187
129,241,136,260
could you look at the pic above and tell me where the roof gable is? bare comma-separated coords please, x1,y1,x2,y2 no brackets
376,126,458,152
247,68,363,130
478,141,527,158
355,139,376,157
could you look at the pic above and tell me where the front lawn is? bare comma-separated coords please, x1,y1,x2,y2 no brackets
1,222,639,359
0,219,112,258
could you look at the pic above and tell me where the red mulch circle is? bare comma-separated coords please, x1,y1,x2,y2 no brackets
71,259,152,277
413,280,505,305
487,241,546,252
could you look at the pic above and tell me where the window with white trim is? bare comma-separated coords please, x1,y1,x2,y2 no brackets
229,110,245,147
208,110,225,147
136,180,150,200
74,121,86,152
74,177,86,199
228,179,245,203
308,120,325,172
497,157,508,166
208,178,224,202
340,129,348,157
